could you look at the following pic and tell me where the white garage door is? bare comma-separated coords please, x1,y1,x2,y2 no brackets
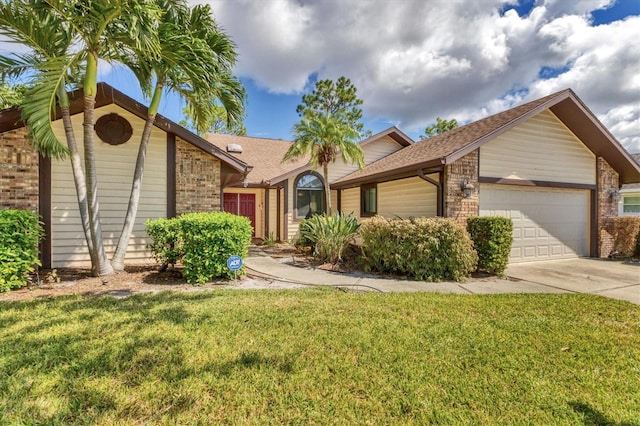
480,184,589,263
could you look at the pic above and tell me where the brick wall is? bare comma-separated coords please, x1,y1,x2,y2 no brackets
0,128,39,212
444,149,479,223
175,137,221,215
597,157,619,257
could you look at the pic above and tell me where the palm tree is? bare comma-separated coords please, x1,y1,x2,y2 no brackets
284,110,364,214
110,1,245,271
2,0,246,275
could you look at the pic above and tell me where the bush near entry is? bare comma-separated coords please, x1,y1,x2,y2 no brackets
146,212,252,284
467,216,513,276
359,216,478,282
0,209,44,292
605,216,640,258
299,212,360,264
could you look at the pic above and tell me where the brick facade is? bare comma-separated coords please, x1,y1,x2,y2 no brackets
0,128,39,212
175,137,221,215
444,149,479,223
597,157,619,257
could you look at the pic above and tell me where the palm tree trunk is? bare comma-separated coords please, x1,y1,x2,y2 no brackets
111,115,156,271
111,83,163,271
83,53,113,276
60,104,94,255
323,162,332,215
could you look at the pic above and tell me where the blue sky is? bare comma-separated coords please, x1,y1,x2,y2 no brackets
7,0,639,151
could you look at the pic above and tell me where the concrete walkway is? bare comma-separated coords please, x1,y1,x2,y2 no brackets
244,248,639,304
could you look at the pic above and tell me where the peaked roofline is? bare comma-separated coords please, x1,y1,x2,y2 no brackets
334,89,639,188
266,126,415,185
359,126,414,148
0,82,251,175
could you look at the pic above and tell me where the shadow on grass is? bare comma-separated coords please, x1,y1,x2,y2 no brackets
213,350,295,376
570,402,636,426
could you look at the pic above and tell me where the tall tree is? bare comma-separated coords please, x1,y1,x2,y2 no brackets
179,104,247,137
0,0,245,275
284,77,366,214
420,117,458,139
111,1,245,270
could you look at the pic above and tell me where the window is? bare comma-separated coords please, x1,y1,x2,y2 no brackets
623,195,640,214
295,172,325,218
361,184,377,216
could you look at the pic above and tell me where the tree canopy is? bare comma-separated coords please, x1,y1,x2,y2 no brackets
179,104,247,136
0,82,26,109
284,77,366,214
420,117,459,139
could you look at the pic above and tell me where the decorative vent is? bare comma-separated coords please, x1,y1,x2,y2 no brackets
226,143,243,153
95,113,133,146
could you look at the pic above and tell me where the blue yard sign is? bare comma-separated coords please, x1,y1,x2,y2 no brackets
227,255,243,271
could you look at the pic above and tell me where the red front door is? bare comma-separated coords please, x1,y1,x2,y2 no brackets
223,193,256,237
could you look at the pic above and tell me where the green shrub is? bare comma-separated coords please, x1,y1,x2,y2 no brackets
0,209,44,292
299,212,360,264
605,216,640,257
146,212,253,284
467,216,513,275
145,217,183,267
359,216,477,282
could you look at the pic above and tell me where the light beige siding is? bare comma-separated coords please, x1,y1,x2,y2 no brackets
341,188,361,219
267,189,279,240
378,176,438,218
51,104,166,267
331,190,338,212
480,110,596,184
326,136,404,182
286,179,298,241
223,188,265,238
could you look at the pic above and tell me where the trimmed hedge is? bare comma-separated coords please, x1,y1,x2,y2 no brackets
359,216,478,282
0,209,44,292
146,212,253,284
146,217,183,268
467,216,513,276
605,216,640,257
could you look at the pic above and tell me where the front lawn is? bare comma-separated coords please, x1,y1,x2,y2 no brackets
1,290,638,424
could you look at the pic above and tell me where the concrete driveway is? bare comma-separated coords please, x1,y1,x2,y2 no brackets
506,258,640,305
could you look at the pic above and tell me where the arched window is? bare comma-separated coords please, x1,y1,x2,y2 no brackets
295,172,325,218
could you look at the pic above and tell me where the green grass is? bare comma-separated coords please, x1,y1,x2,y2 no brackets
1,290,639,425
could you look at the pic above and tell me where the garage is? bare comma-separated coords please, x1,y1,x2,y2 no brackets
480,184,590,263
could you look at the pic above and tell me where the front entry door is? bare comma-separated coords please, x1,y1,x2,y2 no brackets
223,193,256,237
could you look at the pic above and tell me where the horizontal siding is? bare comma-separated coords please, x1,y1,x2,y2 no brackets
378,176,438,218
326,136,404,182
51,104,167,267
286,179,299,241
480,110,595,184
267,189,278,240
341,188,361,219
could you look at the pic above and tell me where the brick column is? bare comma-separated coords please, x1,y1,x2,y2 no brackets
0,128,39,212
444,149,479,224
597,157,619,257
175,138,221,215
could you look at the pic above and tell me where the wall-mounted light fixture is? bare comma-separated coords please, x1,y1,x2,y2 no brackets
608,189,621,203
461,178,475,199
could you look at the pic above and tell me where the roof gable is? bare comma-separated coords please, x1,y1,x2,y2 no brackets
209,126,414,186
0,83,250,174
334,89,640,187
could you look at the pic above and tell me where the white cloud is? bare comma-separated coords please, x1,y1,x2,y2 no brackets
201,0,640,151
